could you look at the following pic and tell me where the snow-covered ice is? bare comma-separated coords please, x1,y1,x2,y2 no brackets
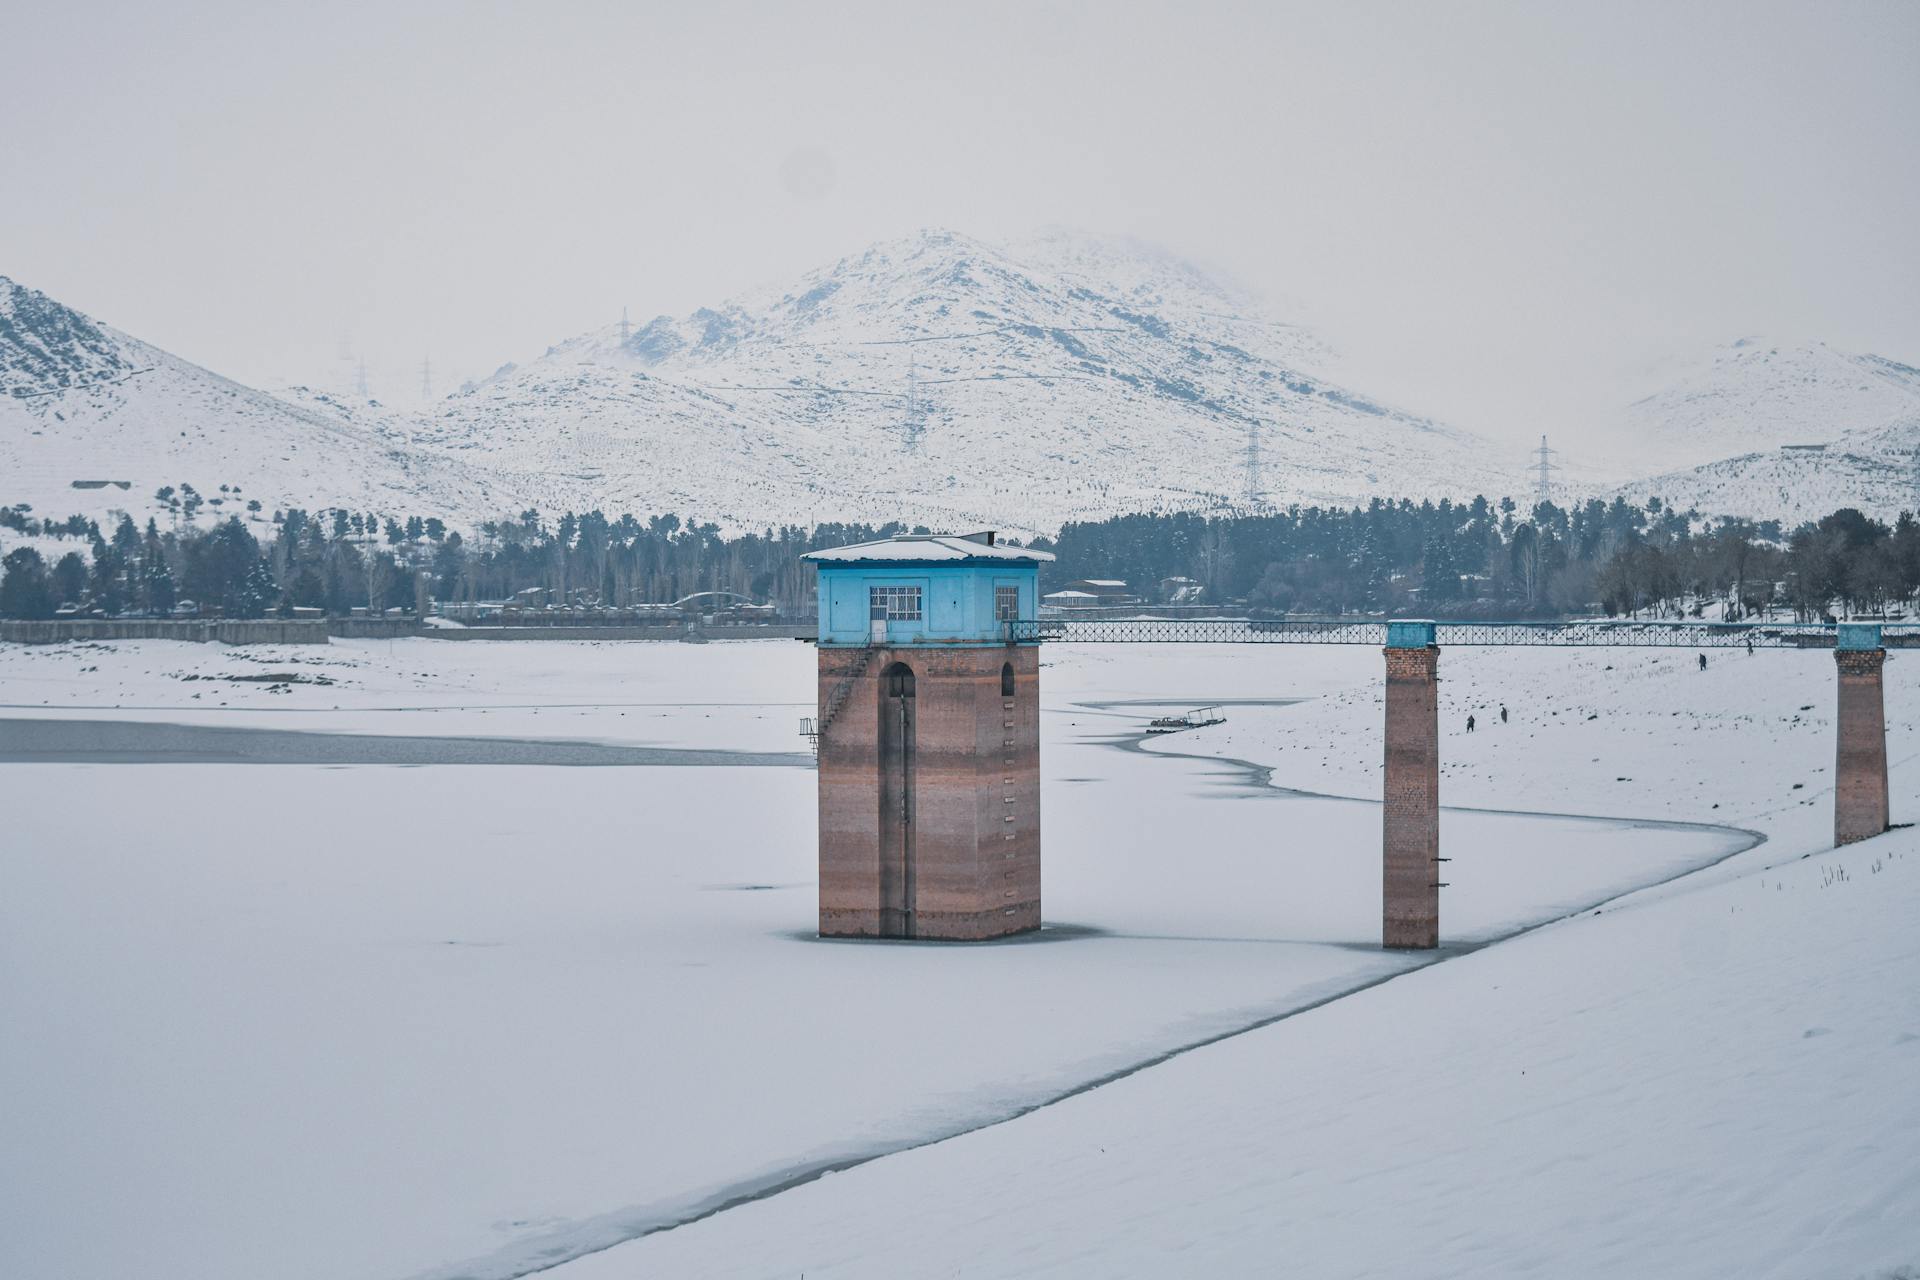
0,636,1911,1279
559,810,1920,1280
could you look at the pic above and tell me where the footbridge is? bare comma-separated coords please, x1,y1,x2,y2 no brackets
1007,617,1920,648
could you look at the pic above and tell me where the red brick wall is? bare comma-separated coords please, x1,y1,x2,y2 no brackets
1383,646,1440,948
817,646,1041,939
1834,648,1889,846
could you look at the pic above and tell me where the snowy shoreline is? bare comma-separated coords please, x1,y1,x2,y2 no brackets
2,637,1912,1280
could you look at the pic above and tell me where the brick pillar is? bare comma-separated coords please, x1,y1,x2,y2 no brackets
1834,631,1888,846
1383,622,1440,949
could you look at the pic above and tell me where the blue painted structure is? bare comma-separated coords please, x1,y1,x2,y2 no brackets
803,533,1053,648
1385,619,1437,649
1837,622,1883,651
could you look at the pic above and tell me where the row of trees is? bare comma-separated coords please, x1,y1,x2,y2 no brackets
3,495,1918,622
1038,498,1920,619
0,505,916,621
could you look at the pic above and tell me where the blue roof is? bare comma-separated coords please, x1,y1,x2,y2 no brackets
803,532,1053,566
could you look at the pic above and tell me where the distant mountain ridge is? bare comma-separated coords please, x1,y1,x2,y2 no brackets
6,243,1918,536
0,274,525,525
1607,337,1920,524
0,277,141,396
424,228,1526,534
1609,337,1920,473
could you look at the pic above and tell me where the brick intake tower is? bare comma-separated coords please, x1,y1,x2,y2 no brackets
1382,621,1440,949
1834,624,1889,847
804,534,1049,941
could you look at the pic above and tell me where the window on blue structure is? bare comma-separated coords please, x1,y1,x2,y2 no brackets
870,585,922,621
995,585,1020,621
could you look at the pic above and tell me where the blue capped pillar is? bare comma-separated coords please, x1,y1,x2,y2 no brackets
1383,619,1440,948
1834,622,1889,846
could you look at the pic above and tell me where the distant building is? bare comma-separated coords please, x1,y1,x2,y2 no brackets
1042,589,1101,610
1062,579,1132,603
1159,575,1203,604
1780,443,1829,452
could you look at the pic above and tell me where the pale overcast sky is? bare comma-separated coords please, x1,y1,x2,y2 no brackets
6,0,1917,445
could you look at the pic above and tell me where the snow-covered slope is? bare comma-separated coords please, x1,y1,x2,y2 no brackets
1614,337,1920,472
424,230,1524,533
1621,444,1918,527
0,275,525,524
1602,338,1920,523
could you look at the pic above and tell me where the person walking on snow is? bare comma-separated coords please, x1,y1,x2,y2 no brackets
1466,714,1476,733
1500,705,1508,724
1699,653,1708,671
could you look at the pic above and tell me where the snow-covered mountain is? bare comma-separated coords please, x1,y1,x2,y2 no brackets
1609,338,1920,523
422,229,1527,533
0,274,525,525
1614,338,1920,470
1620,446,1917,529
13,244,1913,537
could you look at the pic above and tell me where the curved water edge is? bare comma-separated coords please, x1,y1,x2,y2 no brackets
1087,695,1765,852
1087,697,1768,927
0,717,812,768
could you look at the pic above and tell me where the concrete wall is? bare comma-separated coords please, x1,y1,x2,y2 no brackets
818,644,1040,940
0,619,329,645
326,617,424,639
0,619,815,645
425,624,815,642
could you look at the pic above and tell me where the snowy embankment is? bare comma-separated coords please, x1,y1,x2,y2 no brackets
0,638,1911,1280
564,819,1920,1280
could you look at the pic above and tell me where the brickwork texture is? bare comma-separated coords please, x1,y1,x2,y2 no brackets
818,645,1040,940
1383,645,1440,948
1834,648,1889,846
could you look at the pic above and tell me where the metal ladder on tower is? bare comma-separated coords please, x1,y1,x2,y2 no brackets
799,642,876,758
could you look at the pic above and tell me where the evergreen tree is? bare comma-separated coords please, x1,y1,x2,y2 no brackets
0,549,56,619
51,552,88,606
234,558,278,619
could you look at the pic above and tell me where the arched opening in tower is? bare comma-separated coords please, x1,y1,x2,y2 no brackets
879,660,917,937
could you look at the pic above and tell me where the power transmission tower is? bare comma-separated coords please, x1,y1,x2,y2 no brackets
1244,419,1263,506
420,356,433,401
355,357,369,398
1532,434,1559,504
620,306,630,347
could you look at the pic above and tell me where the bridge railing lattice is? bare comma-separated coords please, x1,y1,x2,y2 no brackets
1004,617,1920,648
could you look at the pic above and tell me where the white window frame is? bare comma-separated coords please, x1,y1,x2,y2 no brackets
870,585,923,622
